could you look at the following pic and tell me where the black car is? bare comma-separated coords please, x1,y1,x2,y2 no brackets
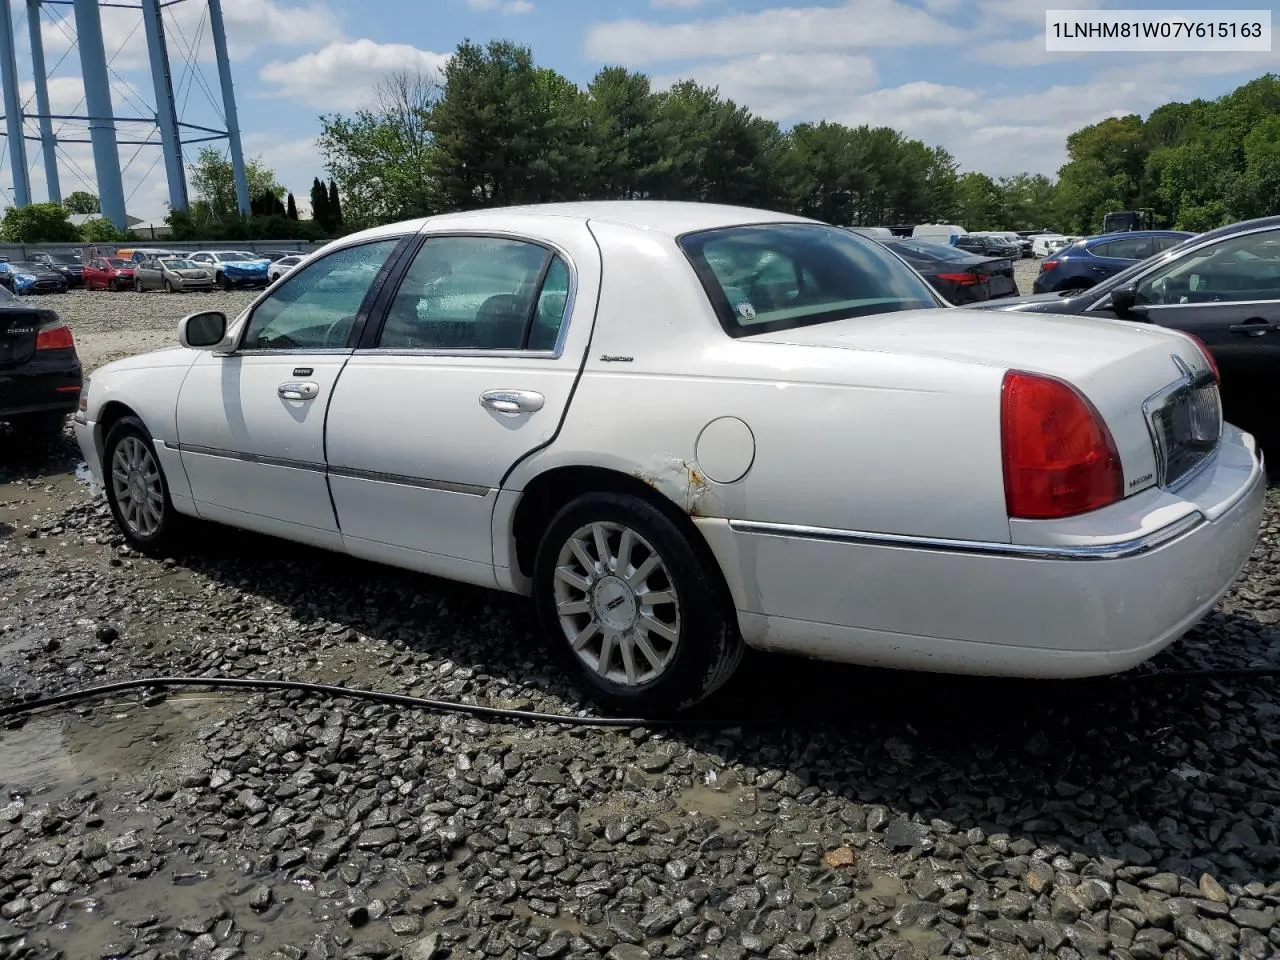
0,286,82,439
882,238,1019,304
970,214,1280,465
954,234,1022,259
1,261,70,295
32,251,85,287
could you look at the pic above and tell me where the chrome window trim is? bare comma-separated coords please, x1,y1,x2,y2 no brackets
367,230,580,360
1086,223,1280,312
728,511,1206,561
1141,298,1280,311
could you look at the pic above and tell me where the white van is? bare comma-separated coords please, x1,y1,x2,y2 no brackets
911,223,967,245
1031,234,1068,257
846,226,893,240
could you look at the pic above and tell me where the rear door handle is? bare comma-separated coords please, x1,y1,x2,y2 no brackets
1228,319,1277,337
278,381,319,401
480,389,544,414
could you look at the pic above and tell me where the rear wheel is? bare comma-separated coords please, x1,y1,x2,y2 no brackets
533,491,743,716
103,415,184,554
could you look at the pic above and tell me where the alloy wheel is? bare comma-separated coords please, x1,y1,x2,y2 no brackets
110,436,165,538
552,521,680,686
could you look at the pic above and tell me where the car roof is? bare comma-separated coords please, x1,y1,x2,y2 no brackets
340,201,818,246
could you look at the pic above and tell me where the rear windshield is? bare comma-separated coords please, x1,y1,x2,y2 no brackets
679,222,940,337
886,239,974,263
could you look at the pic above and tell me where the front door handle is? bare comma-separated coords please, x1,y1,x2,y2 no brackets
278,381,319,401
480,389,545,415
1228,319,1276,337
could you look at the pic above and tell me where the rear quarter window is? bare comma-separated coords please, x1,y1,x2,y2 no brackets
679,222,940,337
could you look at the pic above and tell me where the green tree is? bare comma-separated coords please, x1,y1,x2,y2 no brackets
310,177,331,230
0,202,79,242
286,193,299,220
585,67,658,199
63,190,100,215
319,70,438,227
78,216,128,242
327,179,343,227
188,147,284,227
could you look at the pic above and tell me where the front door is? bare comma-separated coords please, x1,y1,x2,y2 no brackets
1111,226,1280,450
325,225,601,586
174,237,405,548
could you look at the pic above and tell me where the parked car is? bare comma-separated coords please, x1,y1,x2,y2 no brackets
971,214,1280,470
134,256,215,292
116,247,178,265
911,223,967,245
31,251,85,287
846,227,893,240
267,254,304,282
82,256,136,291
74,201,1265,715
955,234,1021,259
0,260,69,295
0,288,82,439
881,238,1018,304
189,250,271,289
1032,231,1194,294
258,250,303,262
1029,234,1070,257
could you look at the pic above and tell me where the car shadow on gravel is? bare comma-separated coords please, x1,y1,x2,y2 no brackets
154,515,1280,890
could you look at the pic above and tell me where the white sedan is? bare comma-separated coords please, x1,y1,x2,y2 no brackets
74,202,1266,715
267,254,303,283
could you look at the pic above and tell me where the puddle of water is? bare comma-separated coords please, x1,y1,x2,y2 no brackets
674,773,751,823
0,695,226,800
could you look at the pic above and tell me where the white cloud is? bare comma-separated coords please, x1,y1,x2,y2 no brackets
975,0,1106,28
259,39,451,110
585,0,962,65
468,0,535,12
654,53,877,119
832,76,1183,177
36,0,343,72
650,0,705,7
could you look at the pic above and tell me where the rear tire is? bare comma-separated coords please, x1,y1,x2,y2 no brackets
532,491,743,716
102,415,185,555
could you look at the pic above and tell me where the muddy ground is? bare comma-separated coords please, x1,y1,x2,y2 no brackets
3,271,1280,960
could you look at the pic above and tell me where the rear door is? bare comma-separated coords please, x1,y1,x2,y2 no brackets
1125,226,1280,449
325,221,601,586
1086,236,1156,282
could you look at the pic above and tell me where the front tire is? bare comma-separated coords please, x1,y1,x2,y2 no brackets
134,277,143,292
532,492,743,716
103,416,184,555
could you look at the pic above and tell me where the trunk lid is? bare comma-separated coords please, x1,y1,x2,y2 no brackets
747,307,1218,497
0,308,51,369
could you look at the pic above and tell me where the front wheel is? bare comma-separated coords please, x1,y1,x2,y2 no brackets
134,277,143,292
103,416,185,554
532,492,743,716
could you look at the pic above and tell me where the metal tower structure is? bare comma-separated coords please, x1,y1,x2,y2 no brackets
0,0,251,231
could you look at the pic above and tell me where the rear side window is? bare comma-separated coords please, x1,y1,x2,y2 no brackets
679,222,940,337
1093,236,1154,260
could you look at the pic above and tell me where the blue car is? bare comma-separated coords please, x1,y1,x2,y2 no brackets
1032,230,1193,294
189,250,272,290
0,260,69,295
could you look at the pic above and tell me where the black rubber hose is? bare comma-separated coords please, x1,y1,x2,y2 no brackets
1,667,1278,725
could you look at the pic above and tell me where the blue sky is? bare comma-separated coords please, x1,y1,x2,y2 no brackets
2,0,1277,220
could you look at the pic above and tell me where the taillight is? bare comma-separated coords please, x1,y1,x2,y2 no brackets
1000,370,1123,520
936,272,981,286
1182,333,1220,382
1040,260,1058,271
35,319,74,351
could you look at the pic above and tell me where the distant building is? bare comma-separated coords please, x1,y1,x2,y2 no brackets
125,218,174,239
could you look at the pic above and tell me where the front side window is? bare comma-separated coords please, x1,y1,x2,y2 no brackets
241,238,401,351
378,235,568,351
1135,229,1280,306
680,222,940,337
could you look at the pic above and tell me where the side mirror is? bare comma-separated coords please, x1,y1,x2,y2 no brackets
179,311,228,350
1108,286,1140,316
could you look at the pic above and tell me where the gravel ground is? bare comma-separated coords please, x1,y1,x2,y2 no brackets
3,268,1280,960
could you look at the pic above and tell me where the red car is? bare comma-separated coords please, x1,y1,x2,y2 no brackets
82,256,136,291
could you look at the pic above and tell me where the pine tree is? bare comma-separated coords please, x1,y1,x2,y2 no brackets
286,193,298,220
310,177,331,230
328,179,343,227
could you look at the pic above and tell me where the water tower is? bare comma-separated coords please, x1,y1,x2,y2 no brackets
0,0,250,230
